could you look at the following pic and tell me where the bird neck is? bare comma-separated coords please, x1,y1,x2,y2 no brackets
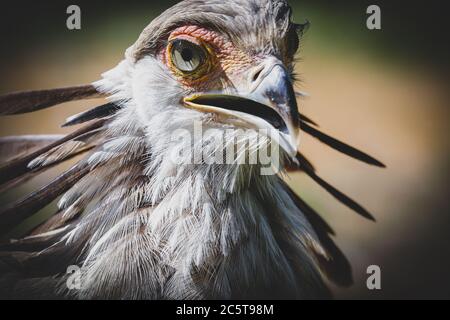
141,133,320,298
72,97,323,298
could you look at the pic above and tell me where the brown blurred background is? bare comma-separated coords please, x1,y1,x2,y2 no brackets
0,0,449,299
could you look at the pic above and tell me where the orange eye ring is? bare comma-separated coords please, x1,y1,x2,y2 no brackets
167,37,215,81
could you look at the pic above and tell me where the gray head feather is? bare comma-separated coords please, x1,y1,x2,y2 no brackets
132,0,302,60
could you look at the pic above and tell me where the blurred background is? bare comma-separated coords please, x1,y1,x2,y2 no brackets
0,0,449,299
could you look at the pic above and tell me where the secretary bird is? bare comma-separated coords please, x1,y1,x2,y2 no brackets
0,0,384,299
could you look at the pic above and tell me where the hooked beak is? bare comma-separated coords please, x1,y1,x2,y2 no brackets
183,64,300,158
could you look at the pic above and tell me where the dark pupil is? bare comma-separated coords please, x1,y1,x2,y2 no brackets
181,48,193,61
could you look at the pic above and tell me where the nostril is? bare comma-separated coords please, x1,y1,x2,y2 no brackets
252,70,262,82
251,66,264,83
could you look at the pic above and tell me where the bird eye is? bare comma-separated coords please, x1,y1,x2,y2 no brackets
170,40,206,73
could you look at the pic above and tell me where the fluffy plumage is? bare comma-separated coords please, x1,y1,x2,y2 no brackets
0,0,383,299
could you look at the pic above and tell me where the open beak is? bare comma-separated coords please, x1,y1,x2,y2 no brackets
183,64,300,158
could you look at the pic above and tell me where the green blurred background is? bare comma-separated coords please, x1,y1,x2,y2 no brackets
0,0,449,299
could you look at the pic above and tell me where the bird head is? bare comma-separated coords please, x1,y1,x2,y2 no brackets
99,0,307,168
